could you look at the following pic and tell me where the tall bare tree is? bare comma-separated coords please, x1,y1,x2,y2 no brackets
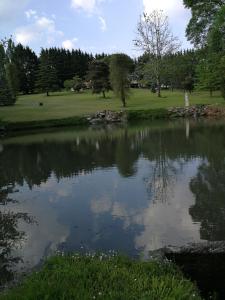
134,10,180,97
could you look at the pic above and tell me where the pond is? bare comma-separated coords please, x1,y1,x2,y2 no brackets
1,119,225,289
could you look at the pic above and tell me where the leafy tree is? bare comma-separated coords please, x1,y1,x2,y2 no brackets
183,0,225,47
64,79,74,91
182,75,195,93
196,53,221,96
109,54,133,107
88,60,110,98
134,11,180,97
36,50,59,96
64,76,83,92
72,75,83,92
207,5,225,98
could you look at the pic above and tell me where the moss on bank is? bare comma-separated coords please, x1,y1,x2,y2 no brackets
0,254,201,300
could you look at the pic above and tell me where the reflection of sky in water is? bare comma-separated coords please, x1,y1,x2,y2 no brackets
9,157,202,269
3,119,225,277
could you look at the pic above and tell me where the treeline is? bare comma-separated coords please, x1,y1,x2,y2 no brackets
0,40,202,106
135,49,198,92
1,0,225,106
0,40,109,105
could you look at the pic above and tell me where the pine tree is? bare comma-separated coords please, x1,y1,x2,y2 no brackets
12,44,38,94
88,60,110,98
0,42,17,106
36,50,59,96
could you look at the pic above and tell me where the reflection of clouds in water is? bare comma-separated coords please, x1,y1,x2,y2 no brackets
90,160,202,255
15,199,69,269
134,177,201,254
10,177,71,270
91,196,112,214
39,176,76,203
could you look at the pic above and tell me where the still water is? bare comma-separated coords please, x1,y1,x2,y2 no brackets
1,119,225,284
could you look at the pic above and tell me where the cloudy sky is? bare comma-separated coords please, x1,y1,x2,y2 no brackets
0,0,191,56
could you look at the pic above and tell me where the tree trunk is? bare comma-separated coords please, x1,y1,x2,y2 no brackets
210,90,213,97
102,90,106,98
121,89,126,107
157,78,161,97
47,91,49,96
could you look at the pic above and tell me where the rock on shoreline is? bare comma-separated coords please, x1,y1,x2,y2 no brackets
87,110,126,124
168,105,225,118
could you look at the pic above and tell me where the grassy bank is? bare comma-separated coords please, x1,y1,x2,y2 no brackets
0,254,201,300
0,89,223,131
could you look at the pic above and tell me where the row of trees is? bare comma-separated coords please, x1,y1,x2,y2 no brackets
1,2,225,106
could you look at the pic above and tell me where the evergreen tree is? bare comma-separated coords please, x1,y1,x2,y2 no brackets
0,40,17,106
88,60,110,98
12,44,38,94
36,50,59,96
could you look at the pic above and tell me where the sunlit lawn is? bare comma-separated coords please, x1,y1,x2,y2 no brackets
0,89,223,122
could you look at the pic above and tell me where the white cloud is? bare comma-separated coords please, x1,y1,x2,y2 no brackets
71,0,106,14
71,0,97,13
98,16,107,31
25,9,36,19
15,13,64,46
62,38,78,50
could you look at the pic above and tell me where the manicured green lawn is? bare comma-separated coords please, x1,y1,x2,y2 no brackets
0,254,201,300
0,89,223,123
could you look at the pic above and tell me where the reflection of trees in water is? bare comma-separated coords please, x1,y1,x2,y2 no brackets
144,157,179,204
1,122,225,277
190,160,225,241
0,185,34,286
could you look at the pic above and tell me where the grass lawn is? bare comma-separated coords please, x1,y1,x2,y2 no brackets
0,89,223,123
0,254,201,300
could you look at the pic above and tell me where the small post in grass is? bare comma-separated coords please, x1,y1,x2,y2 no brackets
185,91,189,108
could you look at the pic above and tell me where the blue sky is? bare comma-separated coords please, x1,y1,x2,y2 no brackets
0,0,191,57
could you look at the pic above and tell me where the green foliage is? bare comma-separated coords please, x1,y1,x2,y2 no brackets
196,53,221,96
42,48,93,88
182,75,195,93
137,50,198,92
220,56,225,99
12,44,38,94
72,75,83,92
110,53,133,107
0,41,18,106
64,76,83,92
36,50,59,96
183,0,224,47
208,5,225,53
5,63,19,101
88,60,110,98
64,79,74,90
0,254,201,300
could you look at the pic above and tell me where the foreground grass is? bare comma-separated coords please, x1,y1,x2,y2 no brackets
0,254,201,300
0,89,223,123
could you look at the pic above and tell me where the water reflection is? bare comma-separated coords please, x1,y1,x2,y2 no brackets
1,120,225,281
0,185,33,286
